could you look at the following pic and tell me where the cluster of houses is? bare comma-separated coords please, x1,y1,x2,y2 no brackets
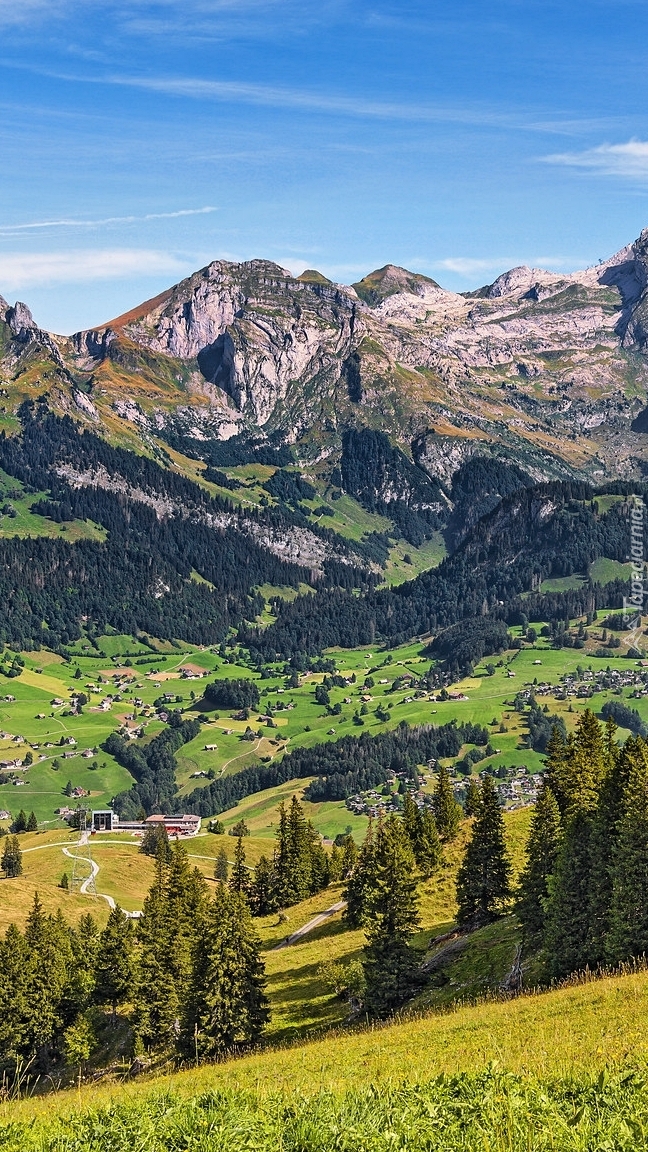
515,664,648,704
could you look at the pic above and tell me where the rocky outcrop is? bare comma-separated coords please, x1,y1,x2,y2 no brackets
3,227,648,485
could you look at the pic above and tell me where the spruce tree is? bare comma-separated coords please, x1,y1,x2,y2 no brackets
341,834,359,878
362,817,421,1018
214,847,229,882
250,854,277,915
606,754,648,963
587,731,634,964
456,775,511,927
0,923,30,1066
516,785,562,939
402,791,420,846
414,808,442,879
344,819,376,928
328,842,343,882
432,765,462,840
26,811,37,832
134,841,208,1049
544,807,595,978
1,834,22,877
12,809,27,834
229,835,250,898
179,885,269,1060
93,905,134,1022
464,779,481,817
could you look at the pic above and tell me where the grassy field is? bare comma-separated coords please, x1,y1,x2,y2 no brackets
5,967,648,1150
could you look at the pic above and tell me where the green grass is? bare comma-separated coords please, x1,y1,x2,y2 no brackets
7,968,648,1149
5,1062,648,1150
589,556,634,584
382,533,447,586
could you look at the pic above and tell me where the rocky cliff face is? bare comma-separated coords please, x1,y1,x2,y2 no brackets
3,229,648,487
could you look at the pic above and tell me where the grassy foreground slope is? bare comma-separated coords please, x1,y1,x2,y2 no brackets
4,970,648,1149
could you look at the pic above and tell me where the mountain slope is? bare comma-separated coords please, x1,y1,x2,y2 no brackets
1,228,648,493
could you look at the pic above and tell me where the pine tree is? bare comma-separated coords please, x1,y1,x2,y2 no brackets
414,808,442,879
26,811,37,832
362,817,421,1018
1,834,22,877
229,835,250,897
606,753,648,963
179,885,269,1060
542,711,609,977
12,809,27,834
93,905,134,1022
22,895,74,1069
344,819,377,928
587,732,635,964
134,841,208,1049
542,724,571,813
214,847,229,882
328,842,343,882
544,807,595,977
0,923,30,1066
464,779,481,817
432,765,462,840
456,775,511,927
516,785,562,939
250,854,277,915
341,834,359,878
402,791,420,845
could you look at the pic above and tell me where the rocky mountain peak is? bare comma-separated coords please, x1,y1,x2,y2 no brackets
6,301,36,341
352,264,442,306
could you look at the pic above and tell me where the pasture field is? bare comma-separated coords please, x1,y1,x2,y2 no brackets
1,614,646,835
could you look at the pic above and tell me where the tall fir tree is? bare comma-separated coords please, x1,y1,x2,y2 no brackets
93,905,134,1022
414,808,442,879
134,841,208,1049
1,834,22,877
214,847,229,883
456,775,511,927
464,778,481,818
341,834,359,878
516,785,562,939
432,765,462,841
362,817,421,1018
586,724,633,964
250,854,277,915
229,835,251,898
179,885,269,1060
344,818,377,928
543,807,595,978
606,752,648,963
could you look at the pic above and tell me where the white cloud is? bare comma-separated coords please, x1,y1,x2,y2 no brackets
0,248,188,291
433,257,510,276
433,255,574,277
542,139,648,179
0,206,217,236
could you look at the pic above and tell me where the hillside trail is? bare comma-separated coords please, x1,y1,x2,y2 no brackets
272,900,347,950
60,832,137,915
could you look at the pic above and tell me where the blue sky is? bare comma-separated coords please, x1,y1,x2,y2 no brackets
1,0,647,333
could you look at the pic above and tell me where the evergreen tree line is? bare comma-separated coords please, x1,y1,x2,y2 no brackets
237,796,334,914
243,484,643,661
0,842,268,1077
517,711,648,977
106,719,201,817
338,769,464,1018
182,720,487,816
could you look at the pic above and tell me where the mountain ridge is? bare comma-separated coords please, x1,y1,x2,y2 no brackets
2,228,648,491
